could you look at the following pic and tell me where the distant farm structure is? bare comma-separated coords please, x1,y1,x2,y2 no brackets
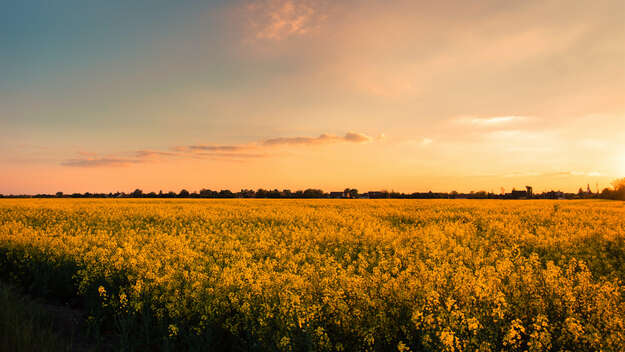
507,186,533,199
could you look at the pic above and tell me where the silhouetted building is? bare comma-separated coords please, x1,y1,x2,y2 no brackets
507,186,533,199
509,190,528,199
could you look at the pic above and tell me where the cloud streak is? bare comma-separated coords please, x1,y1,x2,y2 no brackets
135,150,177,158
61,157,143,168
186,145,248,152
61,131,374,167
454,115,530,127
263,132,371,146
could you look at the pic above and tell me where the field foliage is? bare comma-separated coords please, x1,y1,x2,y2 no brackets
0,199,624,351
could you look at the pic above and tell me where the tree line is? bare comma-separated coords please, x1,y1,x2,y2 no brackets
1,179,623,200
598,178,625,200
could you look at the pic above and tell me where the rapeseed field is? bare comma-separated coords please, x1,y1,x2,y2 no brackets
0,199,623,351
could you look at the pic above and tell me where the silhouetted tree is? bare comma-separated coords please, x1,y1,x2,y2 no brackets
303,189,324,198
267,189,282,198
179,189,190,197
601,188,613,198
200,189,217,198
611,178,625,200
240,189,255,198
597,178,625,200
474,191,488,199
219,190,235,198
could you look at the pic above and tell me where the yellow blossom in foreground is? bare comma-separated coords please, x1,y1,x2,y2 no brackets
0,199,623,351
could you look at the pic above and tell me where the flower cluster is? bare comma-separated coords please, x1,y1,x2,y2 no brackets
0,199,623,351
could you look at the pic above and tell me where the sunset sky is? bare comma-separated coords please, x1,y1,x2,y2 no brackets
2,0,624,194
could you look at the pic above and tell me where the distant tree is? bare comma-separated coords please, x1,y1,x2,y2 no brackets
344,188,359,198
56,191,63,197
131,189,143,198
267,189,282,198
179,189,190,197
240,189,255,198
601,188,613,199
611,178,625,200
200,189,217,198
611,178,625,190
597,179,625,200
303,189,324,198
219,190,235,198
474,191,488,199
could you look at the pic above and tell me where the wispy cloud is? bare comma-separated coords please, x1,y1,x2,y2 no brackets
61,131,375,167
187,151,267,160
263,132,372,146
61,157,143,168
344,131,372,143
186,145,250,152
245,0,327,40
135,150,177,158
454,115,530,127
470,116,525,126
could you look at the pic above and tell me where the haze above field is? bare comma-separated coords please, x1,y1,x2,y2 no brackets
1,0,624,194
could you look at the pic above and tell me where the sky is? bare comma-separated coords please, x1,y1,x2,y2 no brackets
1,0,624,194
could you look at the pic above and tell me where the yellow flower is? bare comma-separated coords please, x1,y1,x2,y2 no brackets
168,324,178,337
